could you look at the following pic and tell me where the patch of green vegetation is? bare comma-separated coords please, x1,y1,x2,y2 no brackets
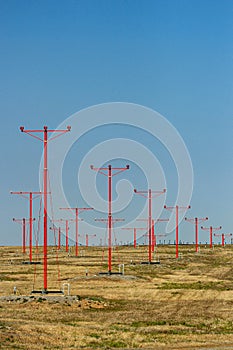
5,335,14,342
65,322,79,327
85,296,105,303
37,297,46,302
87,339,128,349
103,340,127,348
158,281,227,290
89,333,101,339
87,341,101,349
110,323,130,332
215,320,233,334
109,299,128,311
0,274,16,281
131,318,233,336
131,320,194,328
171,265,187,270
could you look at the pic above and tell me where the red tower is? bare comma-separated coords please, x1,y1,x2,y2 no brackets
164,205,191,258
91,164,129,274
49,225,61,250
185,216,208,252
214,233,232,246
152,218,169,251
13,218,32,254
60,207,93,256
11,191,41,262
85,234,97,248
134,188,166,263
95,218,124,273
121,227,147,248
201,225,222,248
59,218,76,253
19,125,71,293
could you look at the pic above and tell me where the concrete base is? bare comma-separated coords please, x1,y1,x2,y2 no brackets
31,290,64,294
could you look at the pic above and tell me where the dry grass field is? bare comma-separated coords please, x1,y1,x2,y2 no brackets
1,244,233,349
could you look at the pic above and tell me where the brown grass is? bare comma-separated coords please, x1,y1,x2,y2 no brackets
1,244,233,349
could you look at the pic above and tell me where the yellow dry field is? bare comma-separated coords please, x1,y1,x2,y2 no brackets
1,244,233,349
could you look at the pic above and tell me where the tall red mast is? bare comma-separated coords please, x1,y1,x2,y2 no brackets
185,216,208,252
51,219,68,251
156,233,168,244
60,207,93,256
65,219,69,252
95,218,124,273
121,227,147,248
201,225,222,248
59,218,76,253
11,191,41,262
152,218,169,251
85,233,96,248
49,225,61,250
134,188,166,263
91,164,129,274
214,233,232,247
13,218,31,254
19,125,71,293
164,205,191,258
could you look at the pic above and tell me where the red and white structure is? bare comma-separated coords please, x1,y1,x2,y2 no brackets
214,233,232,247
91,164,129,274
49,225,61,250
134,188,166,263
19,125,71,293
155,233,168,244
201,225,222,248
11,191,41,262
60,207,93,256
85,233,97,248
95,217,124,272
13,217,32,254
152,218,169,251
164,205,191,258
121,227,147,248
185,216,208,252
60,217,78,253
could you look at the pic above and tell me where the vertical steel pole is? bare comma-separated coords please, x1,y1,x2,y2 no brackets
86,234,88,248
176,205,179,259
108,165,112,273
22,218,26,254
75,208,79,256
29,192,33,262
148,189,152,263
210,226,213,248
195,217,198,253
58,227,61,250
222,233,224,247
43,127,48,292
91,164,128,272
134,228,136,248
19,125,70,292
152,219,155,252
65,220,69,252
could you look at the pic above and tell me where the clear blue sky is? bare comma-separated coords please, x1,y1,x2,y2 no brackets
0,0,232,246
